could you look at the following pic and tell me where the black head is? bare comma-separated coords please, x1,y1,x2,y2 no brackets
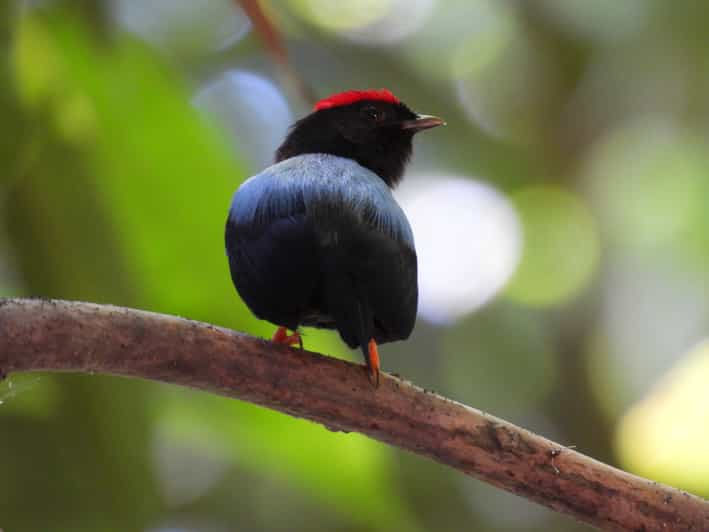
275,89,444,188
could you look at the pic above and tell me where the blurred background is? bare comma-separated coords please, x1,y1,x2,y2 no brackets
2,0,709,530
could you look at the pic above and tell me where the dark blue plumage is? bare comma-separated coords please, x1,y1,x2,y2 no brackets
224,89,443,385
229,154,414,246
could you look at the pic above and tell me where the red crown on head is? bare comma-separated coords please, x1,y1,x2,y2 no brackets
314,89,400,111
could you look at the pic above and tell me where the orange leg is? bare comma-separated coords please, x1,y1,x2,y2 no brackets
272,326,303,348
367,338,380,388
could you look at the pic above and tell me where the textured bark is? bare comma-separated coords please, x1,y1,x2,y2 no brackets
1,298,708,531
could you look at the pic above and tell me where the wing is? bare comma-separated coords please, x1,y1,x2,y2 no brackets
226,157,322,328
227,153,418,345
225,212,319,330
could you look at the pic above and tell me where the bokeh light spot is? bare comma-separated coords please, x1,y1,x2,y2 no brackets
397,176,521,325
289,0,392,31
399,0,510,80
111,0,251,54
152,429,229,507
193,70,293,171
13,15,98,143
587,256,708,415
339,0,436,45
616,340,709,495
505,185,600,307
449,2,516,78
584,118,707,251
454,26,555,141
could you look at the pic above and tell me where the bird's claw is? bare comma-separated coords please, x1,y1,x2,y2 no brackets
272,326,303,348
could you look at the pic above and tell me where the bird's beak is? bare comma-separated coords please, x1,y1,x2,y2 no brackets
400,114,446,132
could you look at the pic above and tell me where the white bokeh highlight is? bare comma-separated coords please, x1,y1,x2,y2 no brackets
397,176,521,324
193,70,293,170
111,0,251,52
151,430,229,508
601,256,708,405
340,0,437,45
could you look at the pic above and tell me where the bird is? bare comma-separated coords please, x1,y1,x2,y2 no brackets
225,88,444,386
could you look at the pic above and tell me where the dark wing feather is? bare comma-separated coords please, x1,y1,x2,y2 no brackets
225,213,320,330
313,216,417,346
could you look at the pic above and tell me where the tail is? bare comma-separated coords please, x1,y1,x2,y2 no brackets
322,271,379,386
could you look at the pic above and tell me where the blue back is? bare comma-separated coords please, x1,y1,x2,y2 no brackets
228,153,414,247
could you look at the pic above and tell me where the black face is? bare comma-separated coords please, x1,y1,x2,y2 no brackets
275,100,423,188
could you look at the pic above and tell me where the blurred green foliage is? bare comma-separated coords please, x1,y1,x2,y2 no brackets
2,6,411,532
2,1,709,531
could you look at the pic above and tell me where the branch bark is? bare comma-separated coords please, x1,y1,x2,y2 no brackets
1,298,707,531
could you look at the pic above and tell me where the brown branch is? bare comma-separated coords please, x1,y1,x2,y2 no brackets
1,298,707,531
236,0,317,105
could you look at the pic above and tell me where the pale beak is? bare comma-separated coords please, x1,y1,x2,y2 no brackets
400,114,446,132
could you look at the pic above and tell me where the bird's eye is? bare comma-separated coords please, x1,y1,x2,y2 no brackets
362,106,383,122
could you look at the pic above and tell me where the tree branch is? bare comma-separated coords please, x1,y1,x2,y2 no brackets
1,298,707,531
236,0,317,105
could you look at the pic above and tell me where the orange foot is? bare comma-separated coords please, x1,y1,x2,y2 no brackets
367,338,380,388
272,326,303,348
